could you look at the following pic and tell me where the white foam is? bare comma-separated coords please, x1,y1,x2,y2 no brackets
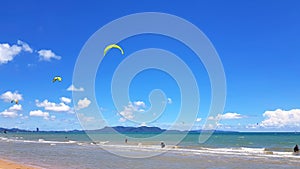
90,144,300,159
0,136,77,145
38,139,45,142
67,140,77,143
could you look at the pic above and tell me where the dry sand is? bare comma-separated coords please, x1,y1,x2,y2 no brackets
0,159,38,169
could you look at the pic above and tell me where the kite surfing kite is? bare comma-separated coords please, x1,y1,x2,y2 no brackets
52,76,62,83
11,99,19,104
103,44,124,56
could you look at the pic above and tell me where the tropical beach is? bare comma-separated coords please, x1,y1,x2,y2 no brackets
1,0,300,168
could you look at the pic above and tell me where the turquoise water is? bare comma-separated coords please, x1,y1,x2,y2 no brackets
2,132,300,151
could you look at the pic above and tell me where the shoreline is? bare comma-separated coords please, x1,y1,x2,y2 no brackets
1,132,299,169
0,159,39,169
1,142,299,169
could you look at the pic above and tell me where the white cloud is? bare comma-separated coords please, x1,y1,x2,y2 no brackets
0,43,22,64
119,117,126,122
67,107,76,114
167,98,172,104
77,113,95,122
0,110,18,118
140,122,147,126
37,49,61,61
119,101,146,122
202,123,221,130
36,99,71,112
60,97,71,104
17,40,33,53
260,109,300,128
77,98,91,110
133,101,145,107
246,123,259,129
0,91,23,102
208,116,216,120
67,84,84,92
0,40,62,64
0,40,34,64
29,110,49,120
196,118,202,122
8,104,22,111
221,112,243,120
208,113,243,121
0,103,22,118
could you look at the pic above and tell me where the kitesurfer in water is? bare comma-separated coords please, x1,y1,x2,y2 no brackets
294,144,299,153
161,141,165,148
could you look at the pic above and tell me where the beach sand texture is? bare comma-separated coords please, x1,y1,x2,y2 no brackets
0,159,38,169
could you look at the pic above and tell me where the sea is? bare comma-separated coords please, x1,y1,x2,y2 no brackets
0,132,299,169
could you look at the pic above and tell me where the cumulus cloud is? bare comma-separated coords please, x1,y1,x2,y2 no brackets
29,110,49,120
220,112,243,120
77,98,91,110
17,40,33,53
60,97,71,104
0,40,60,64
8,104,22,111
0,103,22,118
0,43,22,64
133,101,145,107
37,49,61,61
196,118,202,122
119,101,146,122
260,109,300,128
0,91,23,102
0,110,18,118
67,84,84,92
208,112,243,121
0,40,34,64
36,99,71,112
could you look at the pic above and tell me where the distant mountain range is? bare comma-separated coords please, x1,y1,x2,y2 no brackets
0,126,238,133
0,127,29,133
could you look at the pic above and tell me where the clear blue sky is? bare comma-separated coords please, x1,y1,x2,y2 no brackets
0,0,300,131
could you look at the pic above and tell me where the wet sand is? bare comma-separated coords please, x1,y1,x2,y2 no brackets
0,159,38,169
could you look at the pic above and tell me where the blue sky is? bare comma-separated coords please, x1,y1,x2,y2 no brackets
0,0,300,131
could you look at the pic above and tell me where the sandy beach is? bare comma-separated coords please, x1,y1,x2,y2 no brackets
0,159,38,169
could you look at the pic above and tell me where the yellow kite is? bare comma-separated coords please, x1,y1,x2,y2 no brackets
103,44,124,56
11,99,19,104
52,76,62,83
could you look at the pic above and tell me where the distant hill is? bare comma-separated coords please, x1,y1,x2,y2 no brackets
0,126,237,133
0,127,29,133
89,126,166,133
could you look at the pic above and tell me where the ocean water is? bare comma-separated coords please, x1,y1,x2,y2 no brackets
0,132,299,169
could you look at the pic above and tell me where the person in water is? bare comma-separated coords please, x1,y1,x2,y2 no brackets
161,141,165,148
125,138,128,144
294,144,299,152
